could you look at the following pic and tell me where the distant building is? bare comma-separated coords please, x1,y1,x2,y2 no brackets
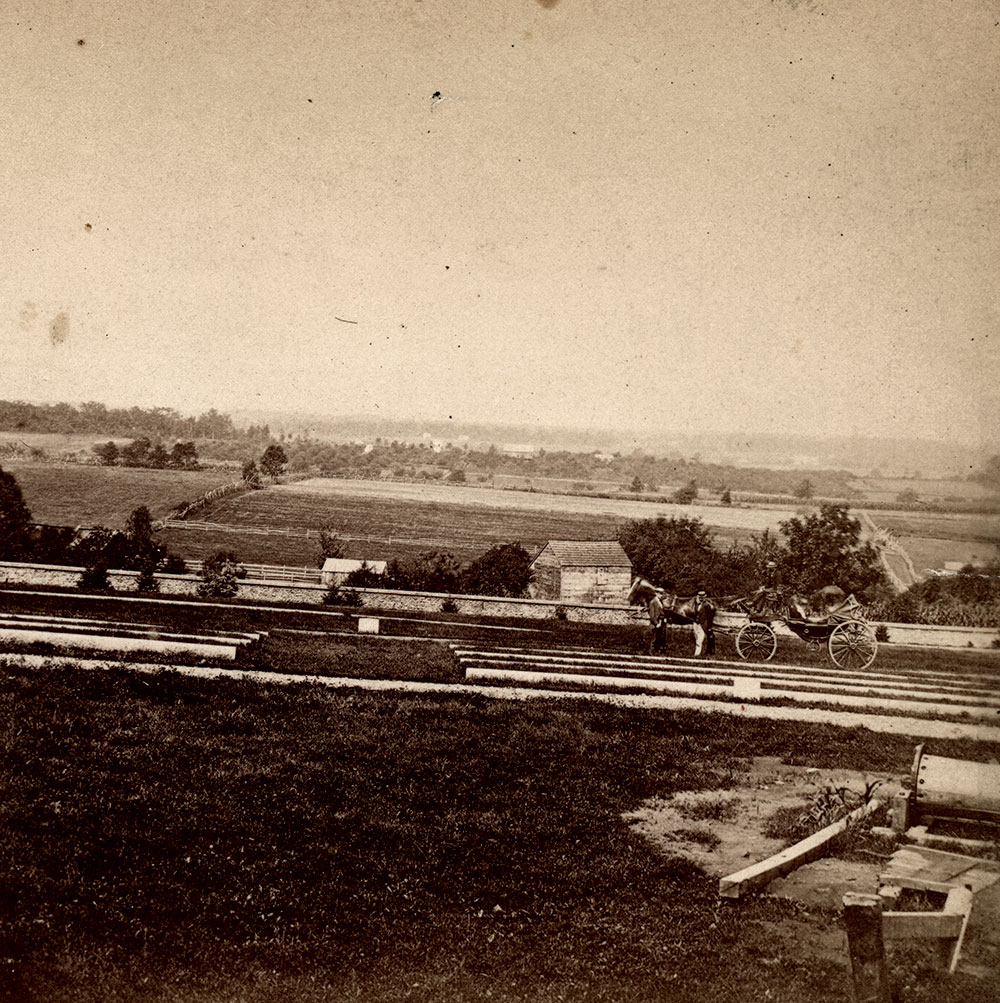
502,443,538,459
528,540,632,604
321,558,388,587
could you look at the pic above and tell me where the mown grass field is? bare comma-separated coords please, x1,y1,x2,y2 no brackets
3,660,999,1003
5,462,234,528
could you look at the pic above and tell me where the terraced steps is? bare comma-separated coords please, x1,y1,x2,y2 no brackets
452,644,1000,720
0,613,266,662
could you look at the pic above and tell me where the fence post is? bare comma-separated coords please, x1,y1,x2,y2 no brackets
843,893,890,1003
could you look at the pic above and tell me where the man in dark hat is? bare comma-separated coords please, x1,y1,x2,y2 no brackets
691,589,716,657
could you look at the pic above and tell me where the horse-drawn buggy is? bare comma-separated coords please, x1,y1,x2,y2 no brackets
725,585,878,669
628,578,878,669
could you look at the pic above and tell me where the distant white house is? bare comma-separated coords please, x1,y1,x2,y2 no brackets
321,558,388,587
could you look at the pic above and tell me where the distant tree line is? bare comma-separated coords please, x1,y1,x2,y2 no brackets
0,400,270,440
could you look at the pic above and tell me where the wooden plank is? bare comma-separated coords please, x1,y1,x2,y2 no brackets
843,893,891,1003
877,874,955,896
944,885,974,974
882,911,964,940
719,799,882,899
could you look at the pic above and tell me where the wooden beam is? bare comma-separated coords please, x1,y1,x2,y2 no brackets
719,799,882,899
944,885,974,974
843,893,891,1003
882,911,964,940
877,874,955,896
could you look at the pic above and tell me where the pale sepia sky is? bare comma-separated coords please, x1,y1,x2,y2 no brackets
2,0,997,445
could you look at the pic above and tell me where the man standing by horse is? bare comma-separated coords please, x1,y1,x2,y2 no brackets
679,589,716,657
628,577,671,654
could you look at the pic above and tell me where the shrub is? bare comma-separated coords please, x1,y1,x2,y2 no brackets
160,553,189,575
554,605,568,621
135,562,160,593
441,597,459,613
322,585,363,607
196,551,245,599
78,561,112,592
874,624,889,643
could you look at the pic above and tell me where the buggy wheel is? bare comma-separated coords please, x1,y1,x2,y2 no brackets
828,621,877,670
736,622,777,662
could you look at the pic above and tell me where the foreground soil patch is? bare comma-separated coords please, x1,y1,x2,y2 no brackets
624,755,901,880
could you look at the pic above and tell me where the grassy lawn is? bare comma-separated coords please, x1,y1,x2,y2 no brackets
3,662,999,1003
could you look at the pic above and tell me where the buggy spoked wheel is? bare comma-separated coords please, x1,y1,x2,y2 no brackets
736,622,777,662
828,621,877,670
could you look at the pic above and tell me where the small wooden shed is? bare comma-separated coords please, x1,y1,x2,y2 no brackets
321,558,387,587
528,540,632,604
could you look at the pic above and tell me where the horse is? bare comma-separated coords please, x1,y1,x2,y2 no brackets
627,577,717,655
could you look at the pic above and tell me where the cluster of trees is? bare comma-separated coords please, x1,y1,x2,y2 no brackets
618,503,888,602
318,536,535,599
241,445,288,486
0,400,269,441
93,438,200,469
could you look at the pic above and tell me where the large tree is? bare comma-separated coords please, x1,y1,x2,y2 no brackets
260,444,288,479
0,464,34,560
617,516,717,594
777,503,886,600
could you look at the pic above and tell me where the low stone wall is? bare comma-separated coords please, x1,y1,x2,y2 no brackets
1,562,997,646
876,621,999,649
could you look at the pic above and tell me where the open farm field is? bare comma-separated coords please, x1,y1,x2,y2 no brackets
866,509,1000,573
279,477,800,532
850,477,997,505
3,658,998,1003
178,480,761,566
0,432,135,455
5,461,234,528
157,524,463,567
900,535,1000,575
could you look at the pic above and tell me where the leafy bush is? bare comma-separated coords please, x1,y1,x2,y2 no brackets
322,585,363,607
77,561,112,592
874,624,890,643
196,551,245,598
135,561,160,593
441,597,459,613
554,604,568,621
